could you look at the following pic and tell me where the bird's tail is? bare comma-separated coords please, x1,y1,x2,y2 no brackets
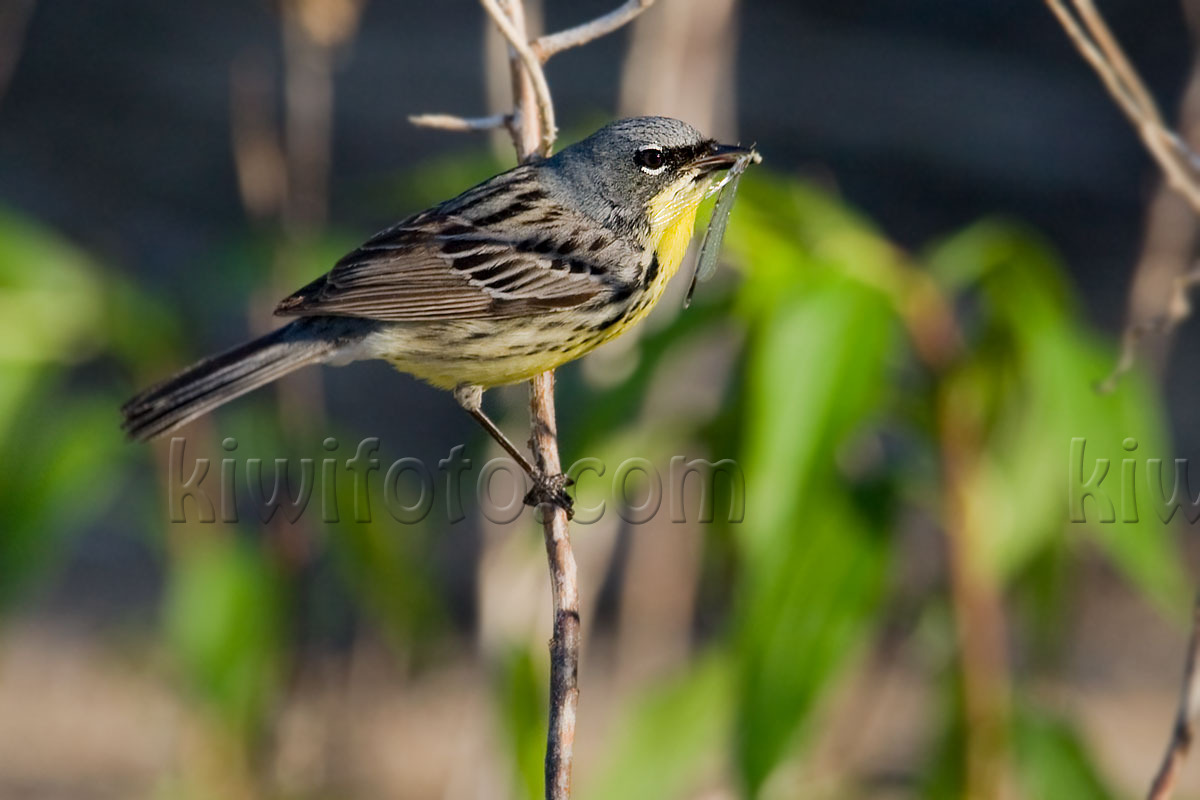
121,317,366,441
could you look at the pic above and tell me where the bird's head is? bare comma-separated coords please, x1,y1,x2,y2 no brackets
543,116,751,245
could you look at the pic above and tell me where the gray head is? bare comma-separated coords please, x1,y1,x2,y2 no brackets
539,116,749,237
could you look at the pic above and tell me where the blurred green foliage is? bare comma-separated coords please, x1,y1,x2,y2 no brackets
165,535,285,746
0,151,1188,799
0,209,159,608
559,173,1183,798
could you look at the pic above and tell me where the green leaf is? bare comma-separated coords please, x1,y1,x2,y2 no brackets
740,276,896,553
164,537,285,744
735,494,888,796
1014,706,1118,800
735,273,897,793
328,510,447,655
926,221,1187,612
0,381,130,609
581,655,733,800
0,208,108,366
495,647,547,800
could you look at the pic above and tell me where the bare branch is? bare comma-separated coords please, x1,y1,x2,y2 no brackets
530,371,580,800
1073,0,1160,123
1169,129,1200,173
480,0,557,156
1044,1,1200,213
1045,0,1200,391
408,111,516,132
1043,13,1200,793
1148,595,1200,800
1043,0,1146,126
486,1,585,796
532,0,657,61
465,1,652,794
1098,262,1200,392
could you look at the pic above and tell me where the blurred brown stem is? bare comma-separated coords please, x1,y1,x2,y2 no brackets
889,257,1011,798
1148,595,1200,800
937,382,1014,800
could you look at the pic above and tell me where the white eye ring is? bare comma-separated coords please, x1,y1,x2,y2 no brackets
636,146,667,174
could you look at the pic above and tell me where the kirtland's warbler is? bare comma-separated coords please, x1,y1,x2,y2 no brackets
122,116,755,513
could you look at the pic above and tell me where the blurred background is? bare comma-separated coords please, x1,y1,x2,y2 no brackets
2,0,1200,797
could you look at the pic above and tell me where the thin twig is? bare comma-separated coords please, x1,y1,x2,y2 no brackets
532,0,657,61
424,1,653,793
497,0,542,159
1043,0,1147,127
1074,0,1161,123
1043,0,1200,218
481,0,557,156
1045,8,1200,797
491,2,582,794
1044,0,1200,390
408,111,516,132
1148,595,1200,800
529,371,581,800
493,1,581,790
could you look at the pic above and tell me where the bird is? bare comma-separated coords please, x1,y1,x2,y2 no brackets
121,116,754,515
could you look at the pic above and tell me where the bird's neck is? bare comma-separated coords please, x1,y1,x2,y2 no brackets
647,179,709,278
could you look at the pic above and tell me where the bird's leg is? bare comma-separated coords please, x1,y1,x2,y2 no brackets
453,384,574,517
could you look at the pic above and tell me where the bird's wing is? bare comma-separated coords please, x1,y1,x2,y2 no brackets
274,212,607,322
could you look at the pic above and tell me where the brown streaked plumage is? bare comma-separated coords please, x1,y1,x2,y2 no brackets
121,116,756,514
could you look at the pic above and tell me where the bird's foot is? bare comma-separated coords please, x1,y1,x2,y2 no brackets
524,472,575,520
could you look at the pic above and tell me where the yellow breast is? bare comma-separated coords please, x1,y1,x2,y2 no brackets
648,179,707,272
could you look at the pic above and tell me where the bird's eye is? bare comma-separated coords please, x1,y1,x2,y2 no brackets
635,147,666,173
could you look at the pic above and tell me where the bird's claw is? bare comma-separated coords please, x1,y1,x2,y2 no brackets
524,472,575,520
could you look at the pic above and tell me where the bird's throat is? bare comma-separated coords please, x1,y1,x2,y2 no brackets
647,180,708,280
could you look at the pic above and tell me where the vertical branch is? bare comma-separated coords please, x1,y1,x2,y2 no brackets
432,3,657,794
495,0,545,160
1112,1,1200,384
488,2,578,796
530,371,581,800
1043,5,1200,795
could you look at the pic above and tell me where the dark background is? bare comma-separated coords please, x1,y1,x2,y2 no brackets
2,0,1187,321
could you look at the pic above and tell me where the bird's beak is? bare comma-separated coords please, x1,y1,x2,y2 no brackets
690,143,753,172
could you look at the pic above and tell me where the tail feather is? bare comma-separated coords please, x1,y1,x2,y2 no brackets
122,319,360,441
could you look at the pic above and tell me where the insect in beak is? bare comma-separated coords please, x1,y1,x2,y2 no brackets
685,146,761,308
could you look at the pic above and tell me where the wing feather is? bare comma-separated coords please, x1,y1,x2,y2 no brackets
274,213,604,322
